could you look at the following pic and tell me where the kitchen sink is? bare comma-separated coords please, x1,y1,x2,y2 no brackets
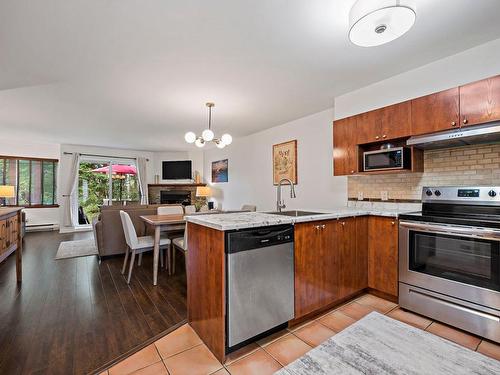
266,210,324,217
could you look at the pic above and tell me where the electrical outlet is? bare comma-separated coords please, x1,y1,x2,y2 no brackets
381,191,389,201
357,191,364,201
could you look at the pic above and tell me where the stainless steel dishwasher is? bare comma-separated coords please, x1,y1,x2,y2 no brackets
226,225,294,351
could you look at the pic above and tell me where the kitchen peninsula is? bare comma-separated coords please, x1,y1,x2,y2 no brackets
185,208,408,362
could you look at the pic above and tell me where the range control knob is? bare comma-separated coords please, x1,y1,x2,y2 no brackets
425,190,433,197
488,190,497,197
434,190,441,197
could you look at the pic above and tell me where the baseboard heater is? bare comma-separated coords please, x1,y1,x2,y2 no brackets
26,224,59,232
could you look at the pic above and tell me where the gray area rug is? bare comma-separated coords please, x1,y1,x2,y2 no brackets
55,239,98,260
277,312,499,375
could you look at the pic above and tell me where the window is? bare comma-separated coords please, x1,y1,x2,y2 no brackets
0,156,58,207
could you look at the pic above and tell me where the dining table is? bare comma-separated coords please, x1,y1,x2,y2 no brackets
140,213,186,285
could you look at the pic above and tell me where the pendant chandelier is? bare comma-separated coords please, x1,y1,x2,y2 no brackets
184,102,232,148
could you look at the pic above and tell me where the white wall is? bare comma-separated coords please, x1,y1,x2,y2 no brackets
335,38,500,119
203,108,347,211
152,150,204,183
203,38,500,211
0,139,60,227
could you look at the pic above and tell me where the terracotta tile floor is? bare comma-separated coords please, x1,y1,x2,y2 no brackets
104,293,500,374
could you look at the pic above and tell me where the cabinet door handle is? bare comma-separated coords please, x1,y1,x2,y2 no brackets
340,222,345,226
375,136,380,140
351,170,355,174
463,118,468,124
391,221,395,225
315,225,320,230
382,135,387,139
321,224,326,229
451,121,456,126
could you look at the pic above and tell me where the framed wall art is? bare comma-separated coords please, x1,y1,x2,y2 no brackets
211,159,228,183
273,140,297,185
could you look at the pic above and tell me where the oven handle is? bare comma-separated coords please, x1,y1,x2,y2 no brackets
399,221,500,241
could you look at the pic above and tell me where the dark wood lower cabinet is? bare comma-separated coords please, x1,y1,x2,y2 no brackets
294,220,339,319
295,215,399,320
368,216,399,297
294,217,371,320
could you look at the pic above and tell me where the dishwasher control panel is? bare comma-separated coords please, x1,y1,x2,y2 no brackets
226,225,294,254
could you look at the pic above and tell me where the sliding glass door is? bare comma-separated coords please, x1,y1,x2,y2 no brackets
77,157,140,225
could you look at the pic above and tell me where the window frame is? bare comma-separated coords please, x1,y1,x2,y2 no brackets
0,155,59,208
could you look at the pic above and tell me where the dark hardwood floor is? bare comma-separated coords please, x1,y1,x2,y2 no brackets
0,230,187,375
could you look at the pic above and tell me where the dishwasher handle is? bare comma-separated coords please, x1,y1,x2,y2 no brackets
226,225,294,254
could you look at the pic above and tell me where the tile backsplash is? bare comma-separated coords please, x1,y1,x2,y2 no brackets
348,144,500,201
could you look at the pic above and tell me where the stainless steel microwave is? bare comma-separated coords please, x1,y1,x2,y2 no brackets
363,147,411,172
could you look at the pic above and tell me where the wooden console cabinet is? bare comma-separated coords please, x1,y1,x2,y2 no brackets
0,208,23,282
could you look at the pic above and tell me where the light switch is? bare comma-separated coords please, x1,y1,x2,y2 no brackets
381,191,389,201
357,191,364,201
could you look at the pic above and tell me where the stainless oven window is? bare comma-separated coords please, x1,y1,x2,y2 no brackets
409,231,500,291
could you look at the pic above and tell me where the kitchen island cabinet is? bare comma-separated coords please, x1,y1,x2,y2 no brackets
185,210,403,362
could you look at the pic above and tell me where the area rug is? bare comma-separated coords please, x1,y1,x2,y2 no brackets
276,312,500,375
55,239,98,260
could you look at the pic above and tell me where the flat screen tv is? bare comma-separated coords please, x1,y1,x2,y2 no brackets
162,160,192,180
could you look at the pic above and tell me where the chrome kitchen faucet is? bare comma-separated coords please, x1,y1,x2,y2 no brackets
276,178,296,212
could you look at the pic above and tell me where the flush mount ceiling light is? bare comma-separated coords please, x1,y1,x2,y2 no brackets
349,0,416,47
184,102,232,148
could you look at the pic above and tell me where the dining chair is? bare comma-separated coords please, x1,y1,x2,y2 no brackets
184,205,196,214
120,211,170,284
241,204,257,212
157,205,185,274
172,225,188,275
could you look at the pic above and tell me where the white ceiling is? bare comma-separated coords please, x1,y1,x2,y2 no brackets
1,0,500,151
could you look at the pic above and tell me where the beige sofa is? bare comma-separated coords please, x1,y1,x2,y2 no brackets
94,204,180,257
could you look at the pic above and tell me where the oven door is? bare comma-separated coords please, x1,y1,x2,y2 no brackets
399,221,500,310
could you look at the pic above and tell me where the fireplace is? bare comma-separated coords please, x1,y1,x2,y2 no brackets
160,190,191,205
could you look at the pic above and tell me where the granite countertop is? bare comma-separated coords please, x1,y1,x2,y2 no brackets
185,207,414,231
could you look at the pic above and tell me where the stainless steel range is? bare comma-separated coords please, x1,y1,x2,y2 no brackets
399,186,500,343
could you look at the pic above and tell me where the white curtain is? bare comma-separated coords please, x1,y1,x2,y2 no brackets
136,157,148,204
63,153,81,227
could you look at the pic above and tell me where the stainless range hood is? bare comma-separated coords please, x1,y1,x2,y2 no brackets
407,122,500,149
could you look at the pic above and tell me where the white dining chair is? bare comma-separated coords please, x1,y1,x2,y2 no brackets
241,204,257,212
172,225,188,275
157,205,184,215
120,211,170,284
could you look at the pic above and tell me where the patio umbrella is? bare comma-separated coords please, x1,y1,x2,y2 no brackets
91,164,137,201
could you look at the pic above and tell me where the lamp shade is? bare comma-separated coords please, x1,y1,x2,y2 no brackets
0,185,15,198
196,186,211,197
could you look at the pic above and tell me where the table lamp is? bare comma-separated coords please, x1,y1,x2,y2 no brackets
196,186,210,198
0,185,15,206
195,186,211,211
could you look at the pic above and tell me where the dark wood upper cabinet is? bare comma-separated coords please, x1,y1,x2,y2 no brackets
356,101,411,144
380,101,412,140
460,75,500,127
356,109,380,144
411,87,460,136
333,116,358,176
368,216,398,298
